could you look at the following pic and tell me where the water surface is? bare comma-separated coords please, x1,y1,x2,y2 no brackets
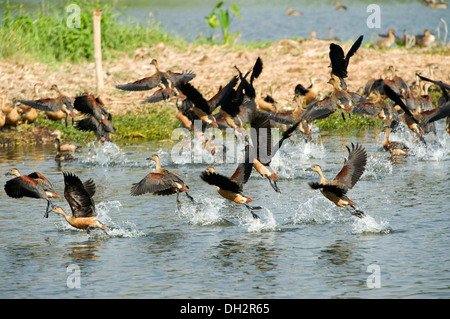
0,125,449,299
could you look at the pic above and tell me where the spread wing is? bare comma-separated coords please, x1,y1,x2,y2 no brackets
200,170,242,193
333,143,367,191
116,73,164,91
229,145,253,187
130,173,181,196
63,172,96,218
383,84,419,124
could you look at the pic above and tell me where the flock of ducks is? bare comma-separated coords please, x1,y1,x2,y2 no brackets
2,33,450,234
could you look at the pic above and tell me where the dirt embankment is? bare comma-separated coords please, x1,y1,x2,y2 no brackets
1,39,449,117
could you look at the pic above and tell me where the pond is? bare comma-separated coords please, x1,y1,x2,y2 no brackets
0,123,449,299
2,0,449,44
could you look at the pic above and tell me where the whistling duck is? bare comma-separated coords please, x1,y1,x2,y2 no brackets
419,101,450,135
53,135,77,162
384,84,427,144
131,154,194,210
4,168,59,218
372,29,396,49
0,110,5,130
18,84,75,126
52,172,108,232
4,100,21,128
265,76,355,135
178,74,240,128
295,78,321,105
51,129,81,153
352,90,400,124
329,35,363,90
382,126,410,156
116,59,170,91
385,66,410,96
249,111,300,193
306,143,367,218
286,7,302,16
75,113,116,142
18,83,42,124
335,1,347,10
74,95,109,122
141,69,196,104
413,29,436,47
416,74,450,134
200,148,260,218
427,0,448,9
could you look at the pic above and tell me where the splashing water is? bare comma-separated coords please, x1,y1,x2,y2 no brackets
291,196,337,225
96,200,145,238
351,214,392,234
81,141,142,167
362,155,393,180
178,197,230,226
272,137,326,179
240,207,279,233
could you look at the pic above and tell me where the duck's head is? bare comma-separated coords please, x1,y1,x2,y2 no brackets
306,165,322,174
147,154,160,162
205,167,217,174
51,129,62,139
52,206,65,216
5,168,21,177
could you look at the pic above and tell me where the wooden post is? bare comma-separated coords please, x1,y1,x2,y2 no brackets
93,9,104,93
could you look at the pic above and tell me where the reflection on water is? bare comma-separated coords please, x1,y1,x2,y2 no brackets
0,127,449,298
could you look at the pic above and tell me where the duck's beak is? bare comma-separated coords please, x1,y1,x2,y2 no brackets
305,168,313,172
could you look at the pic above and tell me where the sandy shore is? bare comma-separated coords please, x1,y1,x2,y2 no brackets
1,39,449,115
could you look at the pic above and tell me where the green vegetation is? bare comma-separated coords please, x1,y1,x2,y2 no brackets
316,111,382,133
204,2,243,45
113,104,180,141
0,0,186,64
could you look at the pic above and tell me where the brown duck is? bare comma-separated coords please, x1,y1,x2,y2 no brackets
306,143,367,218
4,168,59,218
131,154,194,210
52,172,108,232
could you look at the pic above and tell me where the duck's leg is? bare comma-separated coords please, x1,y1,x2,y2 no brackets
268,177,281,193
176,190,181,211
43,199,54,219
243,203,260,219
244,203,262,210
349,204,365,218
185,192,195,203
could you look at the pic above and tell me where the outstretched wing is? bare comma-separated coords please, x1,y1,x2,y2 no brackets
383,84,419,124
130,173,179,196
200,170,242,193
63,172,96,218
333,143,367,191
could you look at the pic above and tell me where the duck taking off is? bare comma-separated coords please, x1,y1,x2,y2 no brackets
52,172,108,233
306,143,367,218
130,154,194,210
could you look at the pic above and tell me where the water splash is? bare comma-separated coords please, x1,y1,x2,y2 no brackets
96,200,145,238
351,214,393,234
272,137,326,179
291,196,337,225
81,141,143,167
240,207,279,233
178,197,232,226
362,155,393,180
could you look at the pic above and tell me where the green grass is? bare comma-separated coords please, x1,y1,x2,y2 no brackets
113,104,181,141
315,111,383,133
0,0,187,64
